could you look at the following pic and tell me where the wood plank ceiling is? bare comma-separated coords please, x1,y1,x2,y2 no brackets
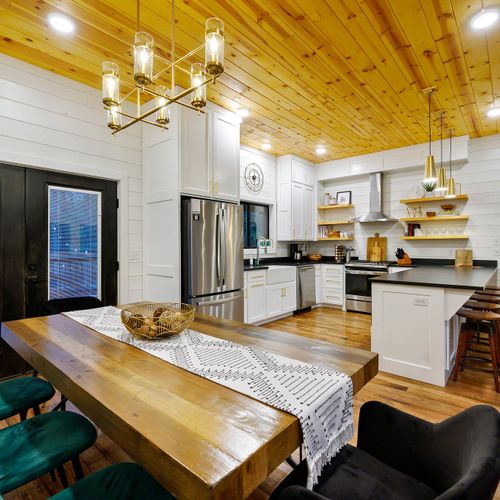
1,0,499,162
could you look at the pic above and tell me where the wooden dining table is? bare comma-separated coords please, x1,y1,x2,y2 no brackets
1,310,378,499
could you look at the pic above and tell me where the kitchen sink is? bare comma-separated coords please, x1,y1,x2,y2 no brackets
266,265,296,285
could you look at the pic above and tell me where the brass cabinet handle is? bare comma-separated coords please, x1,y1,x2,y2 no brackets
251,283,264,288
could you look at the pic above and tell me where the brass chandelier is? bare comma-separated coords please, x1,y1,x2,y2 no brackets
101,0,225,134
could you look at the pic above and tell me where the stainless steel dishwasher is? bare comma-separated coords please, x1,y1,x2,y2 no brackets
296,264,316,310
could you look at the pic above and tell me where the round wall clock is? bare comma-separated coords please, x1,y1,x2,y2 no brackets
244,163,264,193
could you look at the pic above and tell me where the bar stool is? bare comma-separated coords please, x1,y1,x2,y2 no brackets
452,306,500,392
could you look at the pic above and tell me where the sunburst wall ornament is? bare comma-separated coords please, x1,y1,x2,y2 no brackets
244,163,264,193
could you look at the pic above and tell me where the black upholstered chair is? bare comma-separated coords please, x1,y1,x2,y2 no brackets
271,401,500,500
44,296,103,315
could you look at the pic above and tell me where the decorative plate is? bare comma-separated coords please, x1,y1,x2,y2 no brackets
244,162,264,193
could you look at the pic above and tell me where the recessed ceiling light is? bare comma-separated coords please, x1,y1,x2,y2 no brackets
471,8,499,29
487,107,500,118
47,13,75,34
261,143,271,151
236,108,249,118
315,145,327,155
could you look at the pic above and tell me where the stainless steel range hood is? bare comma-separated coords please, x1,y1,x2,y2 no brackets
355,172,397,223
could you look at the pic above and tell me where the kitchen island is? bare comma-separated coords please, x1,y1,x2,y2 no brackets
371,265,497,386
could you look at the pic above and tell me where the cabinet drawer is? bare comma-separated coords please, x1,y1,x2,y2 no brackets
322,276,343,288
322,265,343,275
322,288,343,305
246,271,267,283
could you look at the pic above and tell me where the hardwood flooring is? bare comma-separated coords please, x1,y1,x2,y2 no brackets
3,306,500,499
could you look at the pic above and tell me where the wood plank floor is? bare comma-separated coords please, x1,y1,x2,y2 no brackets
3,306,500,499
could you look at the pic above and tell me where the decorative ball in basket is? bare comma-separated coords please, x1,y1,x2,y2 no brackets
121,303,195,339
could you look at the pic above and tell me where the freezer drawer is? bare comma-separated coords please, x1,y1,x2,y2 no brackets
191,290,244,322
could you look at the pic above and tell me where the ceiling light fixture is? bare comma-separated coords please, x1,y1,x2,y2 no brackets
101,0,224,134
315,146,326,155
47,13,75,34
422,87,437,192
435,112,447,192
261,143,271,151
236,108,249,118
471,8,499,29
487,107,500,118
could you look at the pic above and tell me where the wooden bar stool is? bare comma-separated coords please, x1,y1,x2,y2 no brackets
471,293,500,303
452,307,500,392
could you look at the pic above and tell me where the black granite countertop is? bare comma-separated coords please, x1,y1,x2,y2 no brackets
372,265,497,290
244,265,269,271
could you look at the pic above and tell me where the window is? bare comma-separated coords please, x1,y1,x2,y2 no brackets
242,202,269,249
48,186,102,300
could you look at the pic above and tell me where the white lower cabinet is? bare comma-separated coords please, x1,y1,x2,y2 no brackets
266,280,296,319
319,264,345,306
246,271,267,324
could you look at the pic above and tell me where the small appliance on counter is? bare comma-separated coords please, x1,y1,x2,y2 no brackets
290,243,306,261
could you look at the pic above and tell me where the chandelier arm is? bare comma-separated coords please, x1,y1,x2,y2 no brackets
114,77,212,134
117,86,137,105
152,43,206,81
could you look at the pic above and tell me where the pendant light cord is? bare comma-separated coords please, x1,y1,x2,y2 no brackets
449,128,453,176
440,112,443,167
171,0,175,95
137,0,140,31
428,92,432,155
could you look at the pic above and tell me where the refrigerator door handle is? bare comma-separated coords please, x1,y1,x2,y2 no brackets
221,206,227,289
215,209,221,288
195,292,243,306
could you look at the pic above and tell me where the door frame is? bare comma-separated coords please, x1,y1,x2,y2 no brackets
1,159,130,304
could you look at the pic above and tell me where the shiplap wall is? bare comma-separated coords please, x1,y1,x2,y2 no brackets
0,54,143,302
310,134,500,263
240,145,289,257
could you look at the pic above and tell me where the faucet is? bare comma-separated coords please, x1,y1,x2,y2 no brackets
256,237,267,266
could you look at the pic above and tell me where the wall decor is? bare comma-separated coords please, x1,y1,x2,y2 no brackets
336,190,352,205
244,162,264,193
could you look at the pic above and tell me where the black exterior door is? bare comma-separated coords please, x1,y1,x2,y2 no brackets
0,164,118,378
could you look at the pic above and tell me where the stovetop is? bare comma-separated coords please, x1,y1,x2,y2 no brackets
345,260,391,269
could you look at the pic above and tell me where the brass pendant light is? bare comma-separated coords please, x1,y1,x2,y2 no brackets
445,128,457,198
422,87,437,192
435,111,447,192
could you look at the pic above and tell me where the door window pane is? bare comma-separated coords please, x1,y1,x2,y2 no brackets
242,202,269,248
48,186,101,300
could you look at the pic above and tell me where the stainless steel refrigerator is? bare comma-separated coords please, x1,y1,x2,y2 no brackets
181,198,244,322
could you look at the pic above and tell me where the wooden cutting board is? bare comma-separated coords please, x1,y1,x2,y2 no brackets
367,234,387,262
455,249,473,267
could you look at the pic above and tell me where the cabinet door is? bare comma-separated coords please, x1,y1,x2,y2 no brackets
303,186,314,241
212,112,240,202
244,273,248,323
291,183,304,240
247,281,266,323
180,107,211,198
266,283,283,319
282,281,297,313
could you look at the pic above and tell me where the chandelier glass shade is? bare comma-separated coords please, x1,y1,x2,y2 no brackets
101,1,224,134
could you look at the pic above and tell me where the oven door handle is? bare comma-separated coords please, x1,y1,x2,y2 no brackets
346,270,386,276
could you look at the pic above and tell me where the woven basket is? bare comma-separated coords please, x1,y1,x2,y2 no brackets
307,254,322,261
121,303,195,340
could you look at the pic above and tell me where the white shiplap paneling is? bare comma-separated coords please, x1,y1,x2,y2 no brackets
0,53,142,302
312,134,500,263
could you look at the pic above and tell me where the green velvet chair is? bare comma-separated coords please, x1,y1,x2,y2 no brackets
0,411,97,495
0,376,55,421
50,463,175,500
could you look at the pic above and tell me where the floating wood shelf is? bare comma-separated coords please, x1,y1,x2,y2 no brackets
317,220,354,226
399,215,469,222
318,237,355,241
318,204,354,210
400,195,468,204
400,235,469,240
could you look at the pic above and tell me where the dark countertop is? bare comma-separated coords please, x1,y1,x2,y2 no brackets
244,265,269,271
372,265,497,290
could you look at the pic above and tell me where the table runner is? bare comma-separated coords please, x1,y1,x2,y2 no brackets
64,306,353,488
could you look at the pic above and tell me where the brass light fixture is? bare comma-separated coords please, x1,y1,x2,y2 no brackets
101,0,224,134
422,87,437,192
445,128,457,198
435,111,447,192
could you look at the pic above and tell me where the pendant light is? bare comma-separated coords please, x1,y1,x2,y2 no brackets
422,87,437,192
445,128,457,198
435,111,447,192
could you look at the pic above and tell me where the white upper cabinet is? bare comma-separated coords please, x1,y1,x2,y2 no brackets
179,107,210,198
180,107,240,202
212,112,240,202
277,155,315,241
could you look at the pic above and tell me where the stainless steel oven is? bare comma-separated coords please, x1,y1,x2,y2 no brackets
345,262,388,313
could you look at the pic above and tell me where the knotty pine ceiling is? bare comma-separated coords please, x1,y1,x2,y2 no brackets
1,0,499,162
